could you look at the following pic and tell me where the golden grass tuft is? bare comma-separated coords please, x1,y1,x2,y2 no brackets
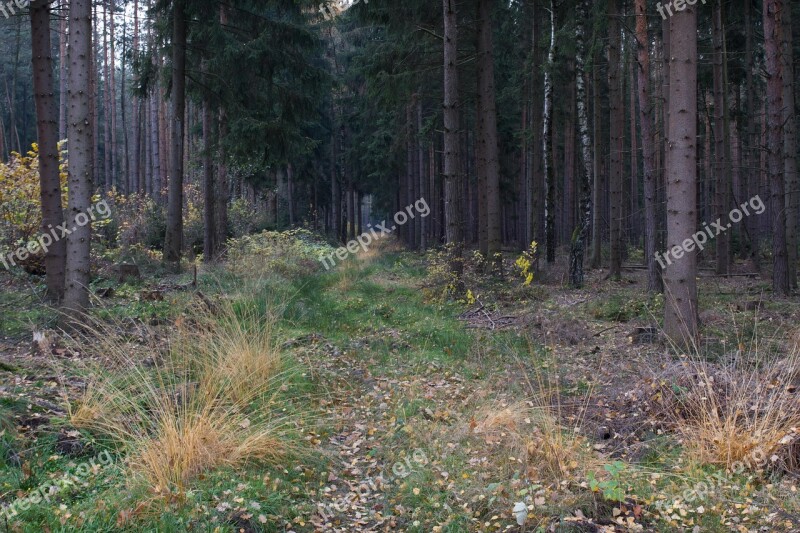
66,296,305,495
654,342,800,470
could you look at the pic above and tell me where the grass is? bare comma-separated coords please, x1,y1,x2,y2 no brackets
68,294,307,496
4,236,800,531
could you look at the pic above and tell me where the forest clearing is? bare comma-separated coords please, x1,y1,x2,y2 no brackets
1,0,800,531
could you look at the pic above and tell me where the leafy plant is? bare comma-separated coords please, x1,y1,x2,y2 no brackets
587,461,627,502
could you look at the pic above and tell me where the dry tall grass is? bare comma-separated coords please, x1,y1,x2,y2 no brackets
654,325,800,471
67,297,304,494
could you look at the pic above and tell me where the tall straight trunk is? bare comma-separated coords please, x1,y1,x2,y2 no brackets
417,98,426,250
131,0,140,194
529,4,543,254
590,60,603,268
164,0,186,266
663,2,699,344
150,91,161,196
764,0,790,295
477,0,502,267
288,163,295,226
443,0,463,279
58,0,67,142
782,3,798,288
109,0,117,189
476,86,488,254
146,96,153,194
406,101,416,247
543,0,556,263
63,0,93,313
563,64,576,244
330,130,340,240
120,15,128,193
628,57,639,247
744,0,759,264
712,0,730,275
102,2,111,191
568,0,593,288
91,3,99,191
704,94,713,226
203,92,215,260
636,0,662,292
608,0,623,279
31,0,66,301
215,107,228,252
347,175,355,240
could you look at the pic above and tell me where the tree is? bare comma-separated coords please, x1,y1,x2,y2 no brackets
607,0,623,280
763,0,790,296
663,0,698,344
635,0,661,293
443,0,463,280
542,0,556,264
712,0,730,276
164,0,187,267
476,0,502,269
30,0,65,301
568,0,593,288
782,2,798,288
63,0,93,312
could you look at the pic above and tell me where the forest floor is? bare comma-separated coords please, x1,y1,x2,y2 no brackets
0,236,800,532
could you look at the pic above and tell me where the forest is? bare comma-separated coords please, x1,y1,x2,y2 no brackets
0,0,799,530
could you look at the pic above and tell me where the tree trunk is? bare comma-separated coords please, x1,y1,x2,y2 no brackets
764,0,790,295
543,0,556,263
109,0,117,190
663,1,699,344
63,0,93,313
443,0,463,279
58,0,67,142
30,0,66,301
744,0,759,265
164,0,186,267
202,89,215,261
477,0,502,269
608,0,623,280
628,57,639,247
712,0,731,275
131,0,140,193
216,106,229,253
782,2,798,288
568,0,593,288
636,0,662,293
590,60,603,268
102,2,112,191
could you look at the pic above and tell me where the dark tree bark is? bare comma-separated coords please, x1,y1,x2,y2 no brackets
763,0,790,295
63,0,93,312
477,0,502,269
543,0,556,263
636,0,662,293
663,0,699,344
443,0,463,279
30,0,66,301
782,2,798,288
164,0,187,267
712,0,730,275
608,0,623,280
